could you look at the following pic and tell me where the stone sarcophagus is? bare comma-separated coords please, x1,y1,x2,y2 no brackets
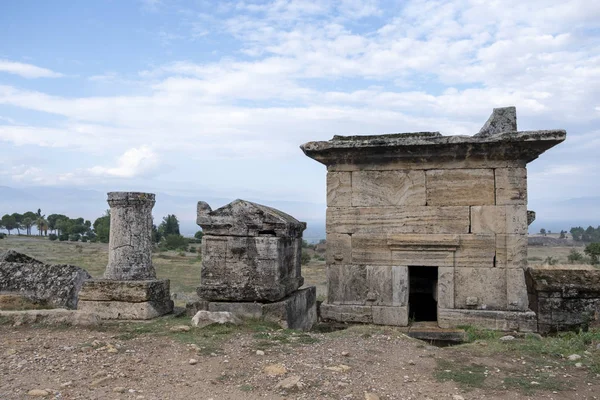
197,199,306,302
192,199,317,330
301,107,566,331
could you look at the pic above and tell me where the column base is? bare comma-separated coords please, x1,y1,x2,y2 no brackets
77,279,173,320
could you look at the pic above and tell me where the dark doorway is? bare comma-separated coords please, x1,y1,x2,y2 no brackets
408,266,438,322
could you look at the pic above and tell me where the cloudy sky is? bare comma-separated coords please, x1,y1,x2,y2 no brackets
0,0,599,228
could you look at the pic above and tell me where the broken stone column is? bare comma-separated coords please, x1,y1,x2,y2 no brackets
78,192,173,319
189,199,317,331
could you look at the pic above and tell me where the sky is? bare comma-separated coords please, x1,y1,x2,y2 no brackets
0,0,599,230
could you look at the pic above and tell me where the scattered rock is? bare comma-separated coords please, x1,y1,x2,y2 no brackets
189,359,198,365
90,376,111,387
452,396,465,400
530,381,540,385
341,351,350,357
408,360,415,365
191,311,241,328
499,335,515,341
365,393,380,400
92,370,107,379
256,350,265,356
568,354,581,361
264,364,287,376
275,375,303,390
27,389,49,397
60,381,72,388
575,362,583,368
170,325,191,332
325,364,351,372
113,387,127,393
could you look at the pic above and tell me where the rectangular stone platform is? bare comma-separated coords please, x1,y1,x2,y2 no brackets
77,279,173,320
187,286,317,331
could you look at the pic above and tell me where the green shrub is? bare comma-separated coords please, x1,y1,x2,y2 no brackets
161,234,188,251
188,246,196,253
81,236,88,243
69,233,81,242
58,233,69,241
48,233,58,241
0,233,6,239
568,249,584,263
301,251,311,265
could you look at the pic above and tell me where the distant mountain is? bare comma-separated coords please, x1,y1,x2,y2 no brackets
0,185,327,240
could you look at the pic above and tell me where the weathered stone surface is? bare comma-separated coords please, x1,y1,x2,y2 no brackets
426,169,495,206
191,311,241,327
455,268,507,310
327,264,368,305
77,298,173,320
475,106,517,137
326,233,352,265
372,305,408,326
527,210,536,225
0,309,100,326
327,206,470,234
351,170,425,206
391,250,454,268
496,234,527,269
78,279,171,303
320,303,373,323
104,192,156,280
437,267,454,309
454,234,496,268
351,235,390,264
197,199,306,238
0,250,91,309
470,205,527,235
365,265,407,306
197,200,306,302
198,286,317,331
438,308,537,332
495,168,527,205
327,171,351,207
506,268,529,311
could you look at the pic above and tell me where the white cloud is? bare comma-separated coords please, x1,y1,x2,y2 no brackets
89,146,161,178
0,60,63,78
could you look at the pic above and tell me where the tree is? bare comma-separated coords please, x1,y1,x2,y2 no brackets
584,243,600,266
161,234,188,250
158,215,180,236
10,213,23,235
559,230,567,239
1,214,17,235
22,211,37,235
93,211,111,243
152,224,162,244
571,227,584,241
194,230,204,241
540,228,546,236
47,214,67,234
567,249,584,263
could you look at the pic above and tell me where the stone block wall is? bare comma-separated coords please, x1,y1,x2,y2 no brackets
325,164,530,321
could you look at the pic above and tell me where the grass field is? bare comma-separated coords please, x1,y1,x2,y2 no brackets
0,236,328,300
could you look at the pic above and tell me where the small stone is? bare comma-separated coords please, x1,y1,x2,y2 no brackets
596,343,600,350
567,354,581,361
256,350,265,356
325,364,351,372
408,360,415,365
341,351,350,357
275,375,303,390
264,364,287,376
27,389,49,397
90,376,111,387
191,310,241,328
365,393,380,400
60,381,72,388
170,325,191,332
530,381,540,385
499,335,515,341
107,347,118,353
452,396,465,400
189,359,198,365
575,362,583,368
92,371,107,379
113,387,127,393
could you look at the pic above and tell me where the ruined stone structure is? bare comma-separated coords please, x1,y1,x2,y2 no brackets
0,250,91,309
527,269,600,333
301,107,566,331
78,192,173,319
191,199,317,330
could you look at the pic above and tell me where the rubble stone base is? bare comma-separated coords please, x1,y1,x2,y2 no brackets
77,279,173,320
187,286,317,331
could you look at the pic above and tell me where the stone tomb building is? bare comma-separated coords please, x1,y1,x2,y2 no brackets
193,199,317,331
301,107,566,331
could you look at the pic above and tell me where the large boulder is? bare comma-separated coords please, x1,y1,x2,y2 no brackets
0,250,91,309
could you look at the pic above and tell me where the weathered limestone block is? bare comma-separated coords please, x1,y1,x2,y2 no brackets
438,308,537,332
326,233,352,265
392,250,454,267
327,171,352,207
470,205,527,235
351,170,426,206
506,269,529,311
454,268,507,310
365,265,407,306
426,169,495,206
475,106,517,137
0,309,100,326
373,305,408,326
327,264,368,305
327,206,470,235
0,250,91,309
437,267,455,309
328,159,527,172
351,235,391,264
454,234,496,268
78,280,171,303
495,168,527,205
496,234,527,269
104,192,156,281
77,299,174,320
320,304,373,323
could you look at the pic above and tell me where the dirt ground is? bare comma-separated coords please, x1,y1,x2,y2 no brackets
1,317,599,400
